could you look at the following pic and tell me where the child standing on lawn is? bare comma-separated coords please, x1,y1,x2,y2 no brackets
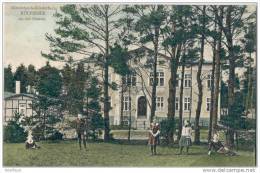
179,120,192,155
148,122,160,155
76,114,87,150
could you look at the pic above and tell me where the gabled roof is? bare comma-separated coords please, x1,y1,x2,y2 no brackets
128,46,170,60
128,46,213,66
4,92,37,100
4,92,16,99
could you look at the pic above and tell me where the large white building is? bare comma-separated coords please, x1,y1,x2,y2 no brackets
107,46,219,129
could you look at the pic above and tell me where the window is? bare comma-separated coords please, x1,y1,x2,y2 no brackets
184,74,191,88
123,72,136,86
150,71,164,86
175,97,179,110
156,97,164,111
123,96,131,111
206,98,211,111
207,74,212,89
184,97,191,111
19,103,26,116
176,74,179,87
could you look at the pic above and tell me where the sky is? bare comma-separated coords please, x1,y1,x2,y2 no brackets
3,3,63,70
3,3,256,72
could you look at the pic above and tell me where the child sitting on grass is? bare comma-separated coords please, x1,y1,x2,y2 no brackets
208,129,236,156
25,129,40,149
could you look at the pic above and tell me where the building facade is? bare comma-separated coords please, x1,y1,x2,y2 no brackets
4,92,36,122
107,47,219,129
3,81,36,123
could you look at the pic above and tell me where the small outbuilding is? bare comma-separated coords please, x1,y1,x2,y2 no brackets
3,81,36,122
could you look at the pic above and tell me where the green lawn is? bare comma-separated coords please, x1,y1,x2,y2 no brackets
3,141,255,167
111,129,225,141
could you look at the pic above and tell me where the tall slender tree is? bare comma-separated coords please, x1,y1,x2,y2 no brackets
123,5,167,122
241,10,256,115
212,7,223,130
162,6,198,143
194,6,206,144
42,5,122,141
213,5,246,147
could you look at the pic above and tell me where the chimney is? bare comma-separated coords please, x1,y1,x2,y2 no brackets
15,81,21,94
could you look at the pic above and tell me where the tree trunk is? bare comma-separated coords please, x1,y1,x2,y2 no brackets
178,57,185,141
86,96,89,118
212,8,223,129
245,54,252,115
226,6,235,147
150,27,159,122
167,44,182,144
103,6,110,142
194,5,206,145
189,65,193,121
43,110,46,140
120,77,124,126
208,10,217,143
167,58,178,118
128,85,131,142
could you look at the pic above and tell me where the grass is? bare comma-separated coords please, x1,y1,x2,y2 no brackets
111,129,225,142
3,140,256,167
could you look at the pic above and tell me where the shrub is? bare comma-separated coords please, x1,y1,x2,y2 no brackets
88,114,104,140
110,125,129,130
243,118,256,130
47,130,63,140
159,117,176,145
4,113,27,143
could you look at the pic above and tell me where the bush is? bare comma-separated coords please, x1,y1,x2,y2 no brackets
243,119,256,130
47,130,63,140
4,113,27,143
31,125,44,141
159,117,176,145
88,114,104,140
110,125,129,130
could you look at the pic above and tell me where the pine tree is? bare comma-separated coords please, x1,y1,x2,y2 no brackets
14,64,28,93
42,5,121,141
35,62,63,139
123,5,167,122
4,65,14,92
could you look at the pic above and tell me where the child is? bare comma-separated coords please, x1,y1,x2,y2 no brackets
179,120,192,154
148,123,160,155
76,114,87,150
208,129,236,156
25,129,40,149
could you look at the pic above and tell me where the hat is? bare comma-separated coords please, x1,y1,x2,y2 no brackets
78,114,83,119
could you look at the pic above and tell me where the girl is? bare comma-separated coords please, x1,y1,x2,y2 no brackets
179,120,192,154
148,123,160,155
